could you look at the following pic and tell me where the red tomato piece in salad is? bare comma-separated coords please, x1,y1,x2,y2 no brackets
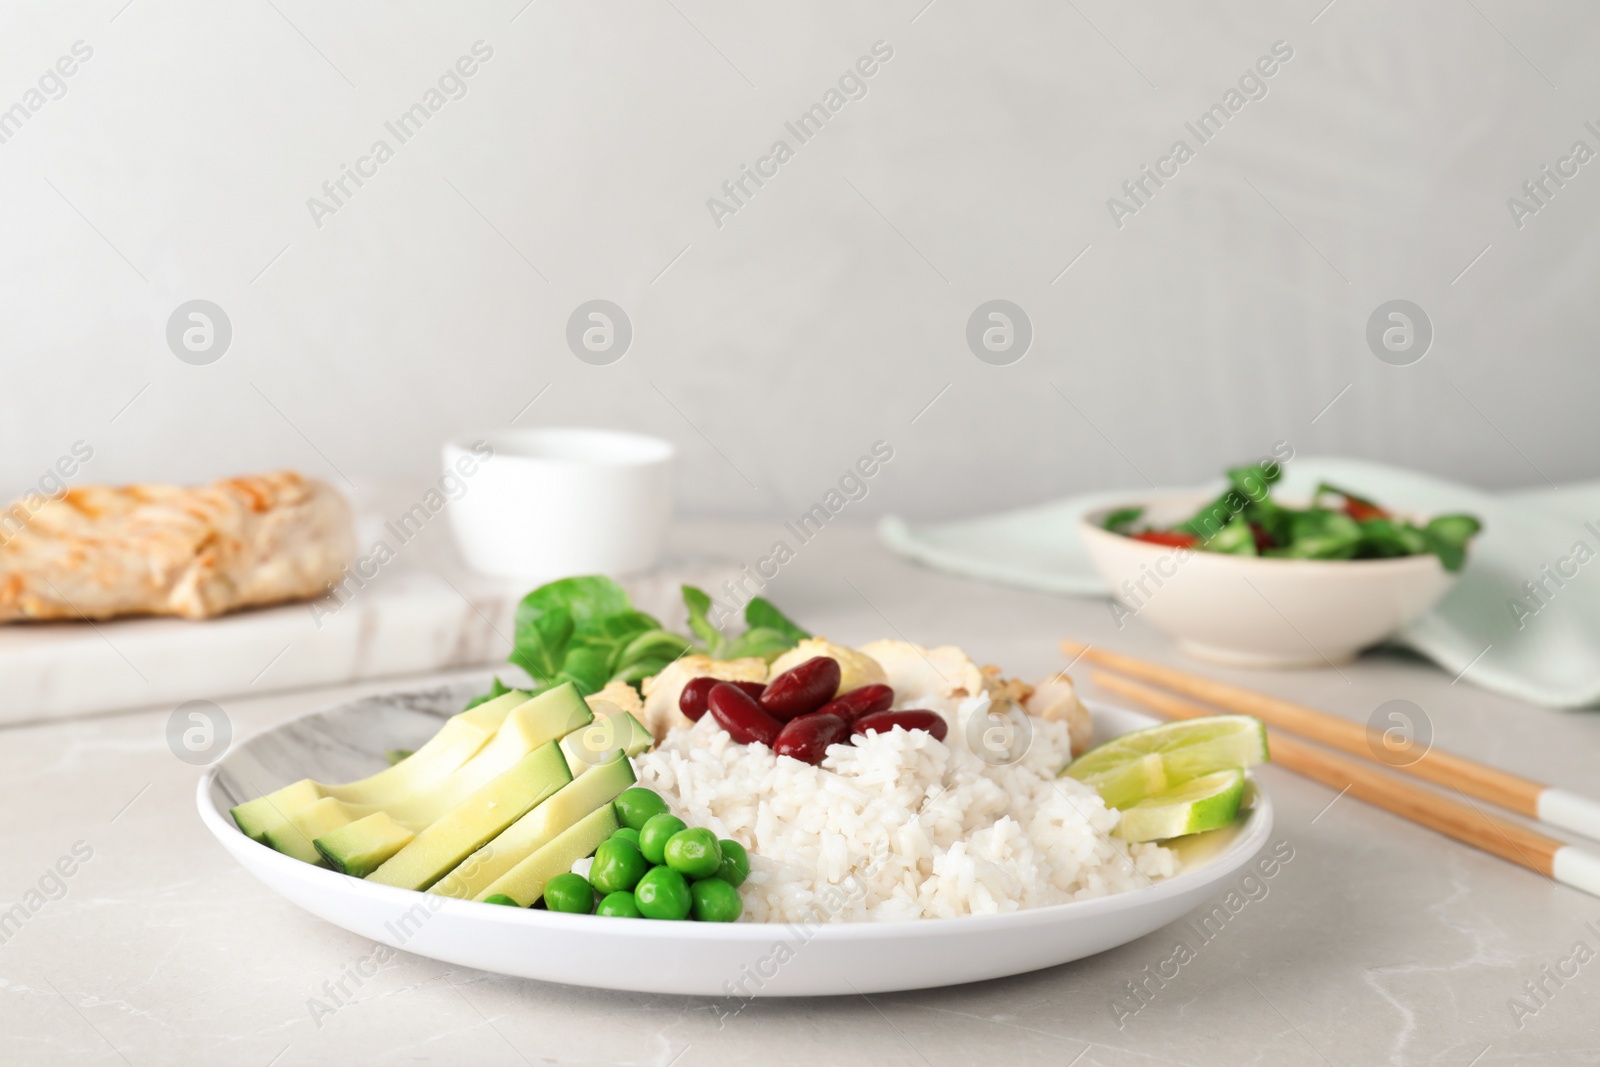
1131,530,1199,548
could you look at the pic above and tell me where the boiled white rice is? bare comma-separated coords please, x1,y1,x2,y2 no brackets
633,694,1175,923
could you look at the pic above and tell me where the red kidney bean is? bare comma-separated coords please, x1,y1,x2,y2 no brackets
680,677,765,721
759,657,842,721
851,709,948,742
708,682,783,746
679,677,717,721
773,713,851,765
816,684,895,725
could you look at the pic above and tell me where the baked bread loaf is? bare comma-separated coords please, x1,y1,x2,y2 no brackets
0,471,355,622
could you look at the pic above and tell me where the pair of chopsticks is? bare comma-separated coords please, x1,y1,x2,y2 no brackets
1061,640,1600,900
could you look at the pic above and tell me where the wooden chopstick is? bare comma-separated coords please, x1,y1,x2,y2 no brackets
1061,639,1600,844
1091,670,1600,899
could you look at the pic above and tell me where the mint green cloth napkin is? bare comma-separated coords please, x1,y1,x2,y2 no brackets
880,457,1600,708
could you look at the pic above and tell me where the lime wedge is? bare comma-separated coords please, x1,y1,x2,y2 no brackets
1113,768,1246,842
1062,715,1268,810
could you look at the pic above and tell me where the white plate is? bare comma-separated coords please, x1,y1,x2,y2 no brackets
198,684,1274,996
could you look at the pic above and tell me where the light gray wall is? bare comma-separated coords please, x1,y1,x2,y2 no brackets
1,1,1595,521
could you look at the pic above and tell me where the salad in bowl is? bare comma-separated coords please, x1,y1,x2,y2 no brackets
1081,461,1483,667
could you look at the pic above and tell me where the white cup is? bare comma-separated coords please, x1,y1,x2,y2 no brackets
443,428,674,581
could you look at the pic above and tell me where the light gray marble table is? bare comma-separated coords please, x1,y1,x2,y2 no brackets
3,522,1597,1067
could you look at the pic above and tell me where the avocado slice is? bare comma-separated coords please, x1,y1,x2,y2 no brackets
366,742,572,891
229,689,525,843
478,804,620,907
264,796,366,866
315,812,415,877
230,778,322,843
382,684,591,831
430,752,636,899
559,712,653,775
327,689,529,805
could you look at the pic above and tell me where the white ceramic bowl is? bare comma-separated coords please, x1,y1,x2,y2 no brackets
1080,494,1459,668
199,683,1273,997
444,428,673,581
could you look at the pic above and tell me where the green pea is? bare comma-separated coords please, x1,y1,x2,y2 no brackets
481,893,520,907
589,838,649,895
542,872,595,914
712,839,750,887
595,891,643,918
611,827,641,847
690,877,743,923
639,813,688,866
663,828,722,880
634,866,692,920
614,788,671,832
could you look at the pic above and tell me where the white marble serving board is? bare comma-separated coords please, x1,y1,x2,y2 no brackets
0,512,736,726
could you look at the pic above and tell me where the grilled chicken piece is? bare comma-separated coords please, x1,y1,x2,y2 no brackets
0,472,355,622
980,664,1034,706
853,640,1090,755
855,639,985,709
1025,672,1093,757
586,679,646,719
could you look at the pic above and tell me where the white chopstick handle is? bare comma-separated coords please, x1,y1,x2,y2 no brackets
1538,788,1600,843
1553,846,1600,899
